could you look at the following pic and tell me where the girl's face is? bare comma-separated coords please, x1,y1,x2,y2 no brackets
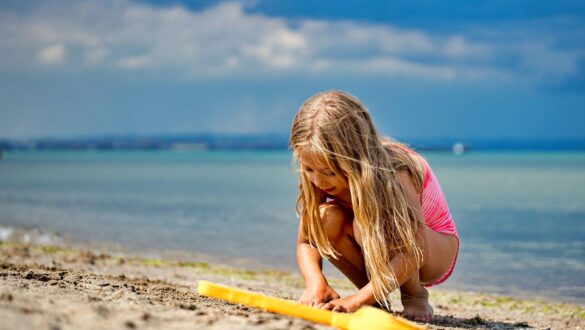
298,149,349,197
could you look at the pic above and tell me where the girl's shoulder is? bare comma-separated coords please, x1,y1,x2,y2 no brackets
385,143,428,174
383,142,429,193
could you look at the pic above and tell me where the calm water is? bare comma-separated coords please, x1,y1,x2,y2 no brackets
1,150,584,304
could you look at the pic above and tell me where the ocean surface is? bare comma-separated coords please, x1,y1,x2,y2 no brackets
1,150,584,304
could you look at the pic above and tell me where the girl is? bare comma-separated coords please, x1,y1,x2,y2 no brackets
290,91,459,323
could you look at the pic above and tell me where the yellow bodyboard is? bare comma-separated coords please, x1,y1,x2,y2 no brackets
197,280,425,330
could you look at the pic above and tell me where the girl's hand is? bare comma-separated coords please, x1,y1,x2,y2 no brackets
321,294,363,313
299,283,340,307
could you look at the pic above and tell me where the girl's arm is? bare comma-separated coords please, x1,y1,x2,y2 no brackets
323,247,421,312
297,224,340,305
296,226,325,286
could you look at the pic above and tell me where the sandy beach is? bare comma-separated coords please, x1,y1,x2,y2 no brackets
0,239,583,330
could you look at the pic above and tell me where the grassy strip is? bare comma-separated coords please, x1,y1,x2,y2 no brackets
432,291,585,319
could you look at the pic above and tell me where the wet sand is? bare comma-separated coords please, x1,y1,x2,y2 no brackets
0,242,583,330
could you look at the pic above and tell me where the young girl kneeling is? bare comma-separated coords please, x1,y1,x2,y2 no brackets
290,91,460,322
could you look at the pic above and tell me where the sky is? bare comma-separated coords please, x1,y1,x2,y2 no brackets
0,0,584,141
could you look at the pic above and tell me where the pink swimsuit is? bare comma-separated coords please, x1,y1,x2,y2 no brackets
415,152,460,286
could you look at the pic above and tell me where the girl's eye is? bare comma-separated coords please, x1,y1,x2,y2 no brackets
303,166,334,176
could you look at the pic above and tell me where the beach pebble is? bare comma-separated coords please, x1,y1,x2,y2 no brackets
95,305,110,318
249,316,267,325
0,292,13,302
469,314,489,325
179,303,197,310
276,319,294,329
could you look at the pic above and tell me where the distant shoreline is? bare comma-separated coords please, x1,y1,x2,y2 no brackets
1,134,585,152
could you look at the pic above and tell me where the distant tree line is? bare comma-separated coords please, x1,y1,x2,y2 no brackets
1,134,584,151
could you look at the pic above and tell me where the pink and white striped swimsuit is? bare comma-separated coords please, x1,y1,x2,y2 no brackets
418,156,459,238
415,152,460,286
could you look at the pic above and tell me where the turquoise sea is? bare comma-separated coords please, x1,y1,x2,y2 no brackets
0,150,584,304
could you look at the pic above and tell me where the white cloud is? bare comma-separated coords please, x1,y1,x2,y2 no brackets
300,20,434,56
1,0,584,84
443,36,491,58
117,55,150,69
37,43,65,65
84,46,109,64
242,28,306,68
310,57,456,80
517,41,584,78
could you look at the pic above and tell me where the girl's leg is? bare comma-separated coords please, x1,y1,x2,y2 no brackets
319,203,368,289
400,225,459,322
400,269,432,322
320,203,458,322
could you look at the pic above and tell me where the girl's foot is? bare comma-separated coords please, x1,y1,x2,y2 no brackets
401,286,434,323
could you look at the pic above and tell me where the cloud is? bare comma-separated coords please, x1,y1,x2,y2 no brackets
443,36,491,58
1,0,584,85
37,43,65,65
117,55,150,69
84,46,109,64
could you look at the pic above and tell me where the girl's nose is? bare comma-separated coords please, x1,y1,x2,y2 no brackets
313,173,327,186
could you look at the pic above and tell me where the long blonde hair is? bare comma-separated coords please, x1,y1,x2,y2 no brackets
290,90,426,308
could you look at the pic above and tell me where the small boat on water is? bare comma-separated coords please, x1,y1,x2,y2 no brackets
452,142,466,156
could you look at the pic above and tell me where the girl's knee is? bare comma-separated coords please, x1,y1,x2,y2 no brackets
319,203,351,243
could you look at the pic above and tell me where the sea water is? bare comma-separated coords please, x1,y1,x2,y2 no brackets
0,150,584,304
